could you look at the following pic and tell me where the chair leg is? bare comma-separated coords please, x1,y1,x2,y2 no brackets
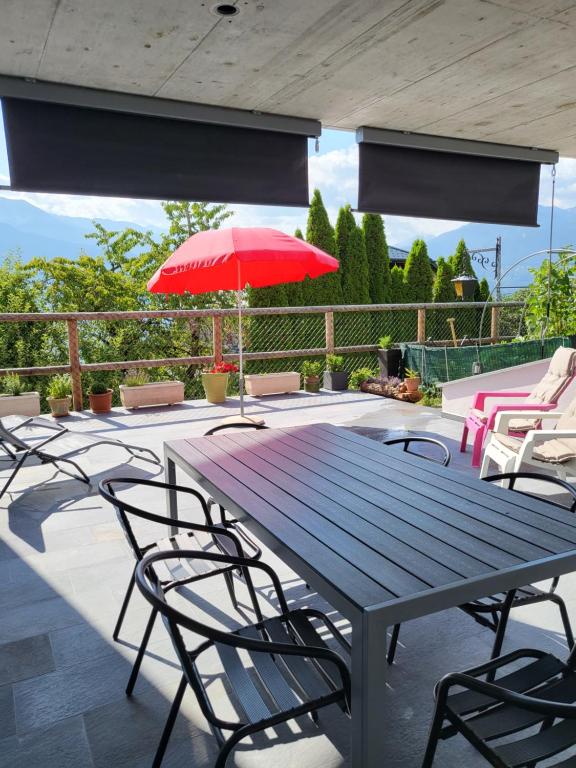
487,591,516,679
126,608,157,696
113,564,137,641
459,424,469,453
551,594,575,649
471,426,486,468
479,448,492,479
387,624,401,665
151,674,187,768
223,570,239,611
241,566,264,623
421,700,446,768
215,727,251,768
0,452,28,499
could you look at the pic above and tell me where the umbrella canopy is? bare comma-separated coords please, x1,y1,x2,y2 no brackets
147,227,338,294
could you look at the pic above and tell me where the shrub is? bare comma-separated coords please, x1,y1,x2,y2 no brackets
301,360,322,378
89,380,109,395
326,354,344,371
420,383,442,407
48,374,71,400
378,335,393,349
349,367,376,390
123,368,149,387
1,373,26,396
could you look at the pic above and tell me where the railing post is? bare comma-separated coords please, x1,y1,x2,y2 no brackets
212,316,223,365
417,308,426,343
67,319,83,411
491,305,499,342
325,311,334,353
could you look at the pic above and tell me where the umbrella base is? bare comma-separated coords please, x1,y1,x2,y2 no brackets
219,414,266,427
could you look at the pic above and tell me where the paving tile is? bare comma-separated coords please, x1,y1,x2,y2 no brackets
0,683,15,738
0,594,84,646
0,715,93,768
0,634,55,685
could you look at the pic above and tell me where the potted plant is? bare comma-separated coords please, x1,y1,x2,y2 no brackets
377,335,402,378
88,379,113,414
404,368,421,394
244,371,300,396
119,369,185,409
350,367,377,390
0,374,41,417
323,354,349,391
301,360,322,393
47,374,72,417
201,362,238,404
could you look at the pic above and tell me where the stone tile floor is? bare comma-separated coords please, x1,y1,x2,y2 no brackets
1,390,575,768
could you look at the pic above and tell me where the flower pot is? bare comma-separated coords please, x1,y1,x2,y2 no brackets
323,370,349,391
377,348,402,378
244,372,300,396
304,375,321,393
119,381,184,409
201,373,229,404
48,396,71,417
404,377,421,393
89,389,113,414
0,391,41,418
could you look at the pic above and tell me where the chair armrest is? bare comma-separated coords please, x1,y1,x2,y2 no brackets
472,391,531,410
486,402,556,431
494,409,563,434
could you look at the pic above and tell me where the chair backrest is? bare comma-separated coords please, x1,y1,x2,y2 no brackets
525,346,576,406
483,472,576,513
204,422,268,436
0,420,29,451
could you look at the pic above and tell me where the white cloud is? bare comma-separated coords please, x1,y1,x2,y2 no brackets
539,157,576,209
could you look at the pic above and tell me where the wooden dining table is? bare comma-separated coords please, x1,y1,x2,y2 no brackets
164,422,576,768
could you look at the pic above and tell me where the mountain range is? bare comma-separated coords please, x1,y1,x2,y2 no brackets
0,197,573,290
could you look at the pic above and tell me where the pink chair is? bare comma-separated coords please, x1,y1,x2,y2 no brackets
460,346,576,467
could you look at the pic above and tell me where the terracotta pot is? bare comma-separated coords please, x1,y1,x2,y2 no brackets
404,377,421,393
89,389,113,414
304,375,321,393
201,372,229,404
47,396,71,417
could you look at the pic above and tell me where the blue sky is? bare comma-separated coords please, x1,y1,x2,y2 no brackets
1,101,575,248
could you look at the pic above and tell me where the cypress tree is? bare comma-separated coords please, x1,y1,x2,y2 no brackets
362,213,390,304
449,239,476,278
389,265,406,303
294,227,304,239
404,239,434,303
304,189,341,306
336,205,370,304
478,277,491,302
432,257,456,302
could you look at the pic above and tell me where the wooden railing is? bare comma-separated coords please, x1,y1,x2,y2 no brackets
0,301,522,410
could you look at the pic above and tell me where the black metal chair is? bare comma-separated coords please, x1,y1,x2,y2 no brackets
381,436,451,664
135,549,351,768
381,435,451,467
388,471,576,667
98,477,263,695
422,646,576,767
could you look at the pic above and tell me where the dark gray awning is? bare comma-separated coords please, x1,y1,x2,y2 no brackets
356,128,557,226
2,95,312,206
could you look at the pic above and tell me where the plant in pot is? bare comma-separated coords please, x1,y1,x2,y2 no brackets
323,354,349,391
377,335,402,378
120,369,185,409
301,360,322,393
47,374,72,417
0,374,41,417
404,368,422,394
88,379,113,414
201,362,238,404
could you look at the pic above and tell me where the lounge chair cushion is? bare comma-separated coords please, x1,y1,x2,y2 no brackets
493,433,576,464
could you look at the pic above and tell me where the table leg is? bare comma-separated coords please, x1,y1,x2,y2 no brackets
351,611,389,768
165,453,178,535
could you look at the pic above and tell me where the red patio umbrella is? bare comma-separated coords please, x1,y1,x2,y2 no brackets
147,227,339,418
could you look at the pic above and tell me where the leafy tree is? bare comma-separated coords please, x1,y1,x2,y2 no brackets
524,251,576,338
404,239,434,303
432,257,456,302
304,189,341,306
389,265,406,303
362,213,390,303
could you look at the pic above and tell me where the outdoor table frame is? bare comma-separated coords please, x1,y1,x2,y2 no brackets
164,422,576,768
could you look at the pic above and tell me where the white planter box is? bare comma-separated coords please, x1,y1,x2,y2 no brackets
0,391,41,417
244,372,300,397
119,381,184,409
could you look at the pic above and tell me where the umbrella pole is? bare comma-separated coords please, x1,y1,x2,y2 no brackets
237,263,245,418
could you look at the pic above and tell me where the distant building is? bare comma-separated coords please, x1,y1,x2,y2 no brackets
389,245,437,271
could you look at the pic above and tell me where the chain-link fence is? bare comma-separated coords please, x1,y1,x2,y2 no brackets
0,301,536,407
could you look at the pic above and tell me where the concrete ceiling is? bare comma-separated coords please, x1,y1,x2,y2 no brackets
2,0,576,155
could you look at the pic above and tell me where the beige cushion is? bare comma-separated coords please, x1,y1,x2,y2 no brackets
493,432,576,464
525,346,576,405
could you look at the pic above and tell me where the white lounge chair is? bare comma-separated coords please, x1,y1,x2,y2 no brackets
480,397,576,481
